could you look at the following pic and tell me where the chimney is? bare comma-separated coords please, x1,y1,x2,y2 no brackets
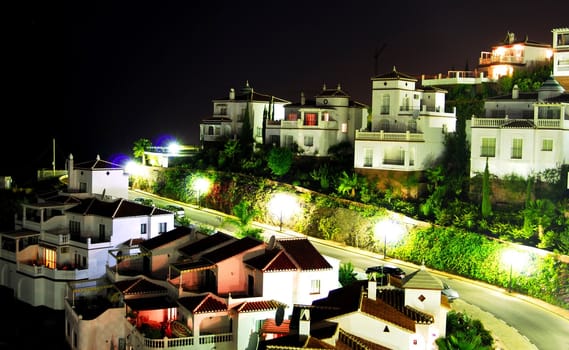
298,308,311,336
300,92,305,106
368,276,377,300
512,84,519,99
229,88,235,100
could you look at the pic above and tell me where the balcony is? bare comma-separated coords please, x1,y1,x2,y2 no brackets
421,71,491,86
479,54,525,66
356,130,424,142
18,261,89,280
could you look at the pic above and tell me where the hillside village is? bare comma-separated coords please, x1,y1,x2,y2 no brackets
0,28,568,350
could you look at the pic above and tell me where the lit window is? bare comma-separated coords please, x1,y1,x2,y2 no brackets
481,138,496,157
304,113,317,126
304,136,313,147
542,139,553,151
341,123,347,133
511,138,523,159
44,247,56,269
322,112,329,121
310,279,320,294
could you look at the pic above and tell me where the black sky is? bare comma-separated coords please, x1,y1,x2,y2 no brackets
4,1,567,184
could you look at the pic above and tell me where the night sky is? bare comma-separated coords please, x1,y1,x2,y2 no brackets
5,1,567,184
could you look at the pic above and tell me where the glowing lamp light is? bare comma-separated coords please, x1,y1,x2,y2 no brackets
193,177,211,208
168,142,181,154
374,217,406,259
501,248,529,293
268,193,299,232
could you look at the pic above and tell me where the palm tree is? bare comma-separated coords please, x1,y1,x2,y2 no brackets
225,200,264,240
336,171,361,198
133,138,152,165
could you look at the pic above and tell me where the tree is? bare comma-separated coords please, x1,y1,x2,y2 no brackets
133,138,152,164
436,311,493,350
240,102,254,157
481,158,492,218
267,147,293,177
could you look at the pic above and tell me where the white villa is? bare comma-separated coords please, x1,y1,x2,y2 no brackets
0,154,175,310
265,83,369,156
199,81,291,146
469,76,569,179
552,27,569,90
353,67,457,178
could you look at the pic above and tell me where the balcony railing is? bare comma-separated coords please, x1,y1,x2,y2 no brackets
18,261,90,280
356,130,424,142
471,117,562,128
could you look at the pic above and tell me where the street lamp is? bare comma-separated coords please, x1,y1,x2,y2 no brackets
268,193,298,232
193,177,210,208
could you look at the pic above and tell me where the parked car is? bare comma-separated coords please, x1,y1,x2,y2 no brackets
365,265,406,279
133,197,155,206
164,204,185,217
442,282,459,301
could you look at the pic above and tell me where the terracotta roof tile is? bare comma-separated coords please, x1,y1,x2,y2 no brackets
232,300,287,313
115,277,168,295
245,249,297,271
178,293,227,314
277,238,332,271
336,328,392,350
361,289,435,331
260,318,290,334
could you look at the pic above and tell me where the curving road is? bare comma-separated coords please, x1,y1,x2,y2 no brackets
131,191,569,350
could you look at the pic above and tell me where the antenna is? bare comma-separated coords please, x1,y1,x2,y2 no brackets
374,43,387,76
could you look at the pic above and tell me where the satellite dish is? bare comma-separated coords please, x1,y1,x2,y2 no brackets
275,306,284,326
267,235,276,250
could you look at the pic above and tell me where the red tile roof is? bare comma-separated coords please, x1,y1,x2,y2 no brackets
245,249,297,272
260,318,290,334
232,300,287,313
115,277,168,295
178,293,227,314
277,238,332,271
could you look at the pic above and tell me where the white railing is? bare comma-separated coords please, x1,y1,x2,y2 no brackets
471,117,563,129
18,262,90,280
139,332,232,349
356,130,424,142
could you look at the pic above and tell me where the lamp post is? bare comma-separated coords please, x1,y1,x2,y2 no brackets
384,232,387,260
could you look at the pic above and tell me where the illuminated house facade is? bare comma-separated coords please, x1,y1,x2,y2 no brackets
478,31,553,80
64,233,341,350
552,27,569,90
470,76,569,178
265,84,369,156
199,81,291,145
0,155,174,310
354,68,457,174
